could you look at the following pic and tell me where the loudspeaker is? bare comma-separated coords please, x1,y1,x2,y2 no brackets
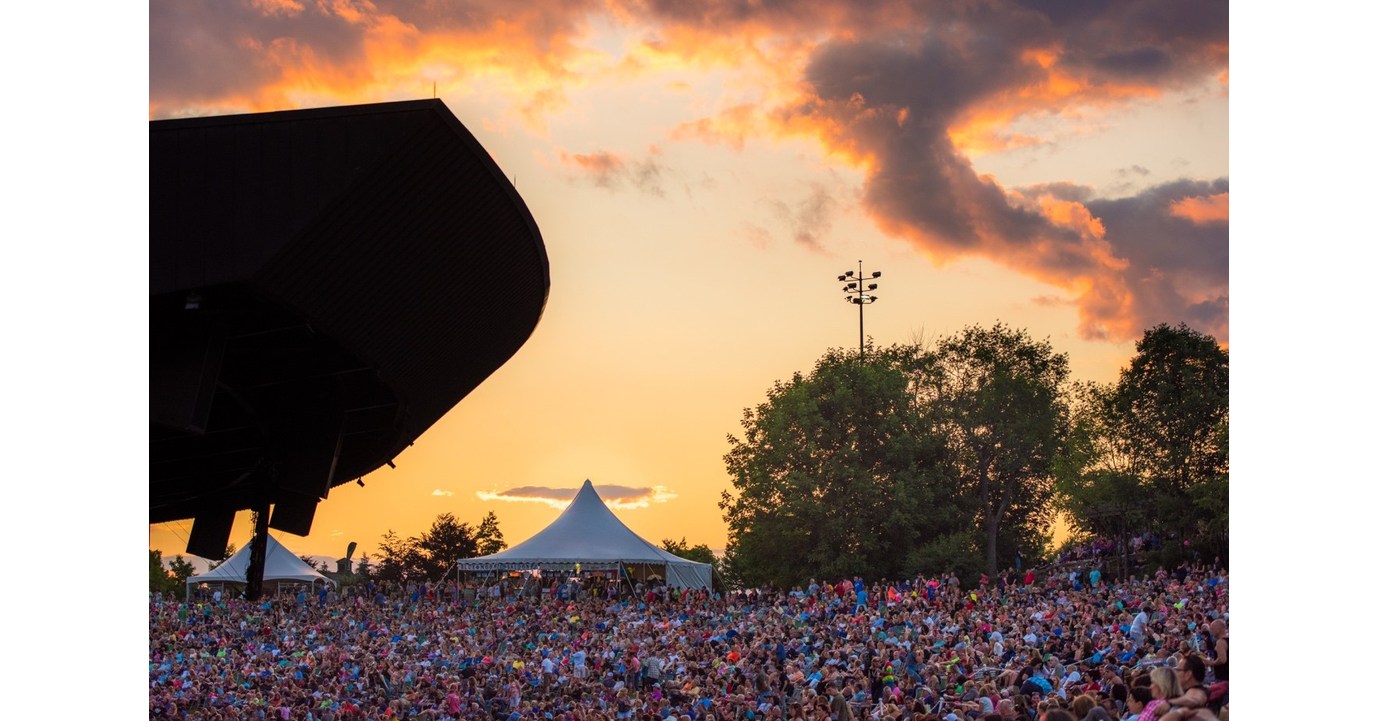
269,494,318,536
186,509,236,559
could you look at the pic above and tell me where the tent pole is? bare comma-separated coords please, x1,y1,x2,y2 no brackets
437,558,459,587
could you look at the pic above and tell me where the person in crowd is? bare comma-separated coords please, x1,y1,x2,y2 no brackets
151,559,1227,721
1123,686,1153,721
1157,655,1213,721
1138,666,1180,721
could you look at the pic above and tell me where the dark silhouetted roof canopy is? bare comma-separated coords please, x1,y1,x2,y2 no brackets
151,100,549,557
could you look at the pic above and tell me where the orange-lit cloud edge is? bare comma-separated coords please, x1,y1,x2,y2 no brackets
151,0,1228,341
1170,193,1230,224
476,484,679,510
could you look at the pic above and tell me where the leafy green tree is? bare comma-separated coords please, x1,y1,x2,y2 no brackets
169,555,198,586
911,323,1069,577
721,345,951,587
375,529,422,581
207,543,236,571
1054,324,1228,567
1115,323,1228,495
415,513,479,578
375,512,506,582
356,553,373,579
661,537,715,566
475,511,506,556
150,550,177,595
905,532,984,584
1116,324,1228,559
1187,472,1228,555
1055,382,1147,528
151,550,198,595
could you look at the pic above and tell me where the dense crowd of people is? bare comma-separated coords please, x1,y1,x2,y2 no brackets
149,562,1228,721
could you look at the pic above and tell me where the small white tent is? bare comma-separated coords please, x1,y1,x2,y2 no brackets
458,480,713,590
185,533,336,599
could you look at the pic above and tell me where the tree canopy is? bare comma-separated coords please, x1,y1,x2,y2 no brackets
1055,323,1229,564
722,342,977,587
661,537,716,566
150,549,197,595
1116,323,1229,495
913,323,1069,576
375,511,506,582
720,320,1226,587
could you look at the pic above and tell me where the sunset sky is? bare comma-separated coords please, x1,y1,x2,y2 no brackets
144,0,1231,566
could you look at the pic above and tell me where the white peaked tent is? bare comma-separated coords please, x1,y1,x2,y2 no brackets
185,533,336,599
458,480,713,589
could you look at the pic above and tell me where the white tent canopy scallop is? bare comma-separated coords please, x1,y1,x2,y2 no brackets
458,480,712,590
185,532,337,599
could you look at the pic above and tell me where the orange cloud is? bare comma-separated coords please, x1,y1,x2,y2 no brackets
669,104,761,151
250,0,305,16
1035,195,1106,244
948,46,1166,158
476,485,678,510
558,148,667,195
562,149,624,174
151,0,1227,343
151,0,595,123
1169,193,1229,224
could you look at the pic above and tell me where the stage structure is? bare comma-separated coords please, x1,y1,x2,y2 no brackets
151,100,550,598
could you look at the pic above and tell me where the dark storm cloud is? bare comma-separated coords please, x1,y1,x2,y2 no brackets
1086,179,1228,282
149,0,1228,342
1018,0,1227,83
755,0,1226,340
863,123,1072,254
389,0,591,26
805,35,1036,123
790,24,1063,256
366,0,599,47
1084,178,1229,339
1009,0,1228,47
1090,46,1172,77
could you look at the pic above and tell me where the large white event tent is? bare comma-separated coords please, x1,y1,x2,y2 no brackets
185,533,337,599
457,480,712,590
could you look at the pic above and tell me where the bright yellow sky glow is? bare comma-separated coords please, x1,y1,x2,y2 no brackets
149,1,1228,566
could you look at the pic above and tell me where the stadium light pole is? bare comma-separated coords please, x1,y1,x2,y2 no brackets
838,260,880,359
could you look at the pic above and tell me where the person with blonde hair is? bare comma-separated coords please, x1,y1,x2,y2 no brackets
1139,666,1180,720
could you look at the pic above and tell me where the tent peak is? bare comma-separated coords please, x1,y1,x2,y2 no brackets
457,477,711,590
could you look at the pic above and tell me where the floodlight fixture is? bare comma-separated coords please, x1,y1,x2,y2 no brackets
837,260,881,358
